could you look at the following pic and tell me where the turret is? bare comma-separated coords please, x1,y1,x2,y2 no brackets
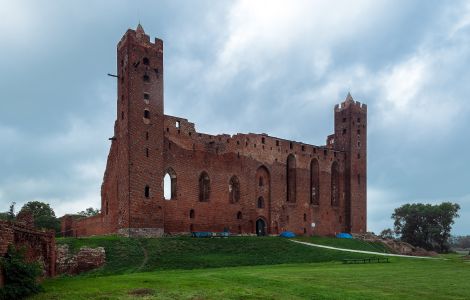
332,93,367,233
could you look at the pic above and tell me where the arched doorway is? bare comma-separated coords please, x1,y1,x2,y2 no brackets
256,218,266,236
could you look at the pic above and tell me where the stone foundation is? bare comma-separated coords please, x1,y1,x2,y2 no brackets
117,228,164,238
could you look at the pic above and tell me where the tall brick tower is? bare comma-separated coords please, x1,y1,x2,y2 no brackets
333,93,367,233
113,24,165,236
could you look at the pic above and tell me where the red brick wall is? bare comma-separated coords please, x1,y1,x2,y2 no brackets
0,220,56,283
67,26,367,237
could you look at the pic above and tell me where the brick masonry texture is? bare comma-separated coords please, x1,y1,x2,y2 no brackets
63,25,367,237
0,220,56,286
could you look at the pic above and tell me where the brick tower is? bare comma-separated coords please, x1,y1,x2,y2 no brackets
113,24,165,236
333,93,367,233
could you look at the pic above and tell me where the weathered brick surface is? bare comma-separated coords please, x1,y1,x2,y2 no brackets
0,220,56,284
66,25,367,237
56,245,105,275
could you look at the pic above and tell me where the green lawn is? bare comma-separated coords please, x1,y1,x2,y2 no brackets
56,236,383,275
30,236,470,299
32,258,470,299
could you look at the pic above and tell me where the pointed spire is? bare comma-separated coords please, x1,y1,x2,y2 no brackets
345,92,354,103
136,23,145,34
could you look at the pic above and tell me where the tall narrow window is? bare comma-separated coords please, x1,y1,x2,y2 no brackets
144,185,150,199
331,162,340,206
163,168,177,200
189,209,195,219
257,197,264,208
259,176,264,187
310,159,320,205
144,93,150,100
144,109,150,119
287,154,296,202
143,74,150,82
199,171,210,202
143,57,149,65
237,211,242,220
229,176,240,203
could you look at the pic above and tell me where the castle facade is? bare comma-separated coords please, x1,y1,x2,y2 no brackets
62,25,367,237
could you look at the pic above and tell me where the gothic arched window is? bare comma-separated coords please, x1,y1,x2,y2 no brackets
287,154,296,202
199,171,210,202
229,176,240,203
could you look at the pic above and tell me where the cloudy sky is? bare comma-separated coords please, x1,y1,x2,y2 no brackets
1,0,469,235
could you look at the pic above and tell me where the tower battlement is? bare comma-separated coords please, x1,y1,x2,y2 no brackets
335,93,367,112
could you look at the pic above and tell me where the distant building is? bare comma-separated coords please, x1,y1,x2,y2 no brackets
62,25,367,237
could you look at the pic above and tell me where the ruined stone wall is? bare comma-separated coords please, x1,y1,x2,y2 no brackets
0,220,56,282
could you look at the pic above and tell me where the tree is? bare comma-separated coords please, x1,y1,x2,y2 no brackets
379,228,394,239
76,207,100,217
392,202,460,253
0,202,16,221
18,201,60,234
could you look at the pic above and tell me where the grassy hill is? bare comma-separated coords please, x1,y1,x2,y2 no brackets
33,256,470,300
56,235,387,275
30,236,470,299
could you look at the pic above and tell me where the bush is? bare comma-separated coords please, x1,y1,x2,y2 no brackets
0,246,43,300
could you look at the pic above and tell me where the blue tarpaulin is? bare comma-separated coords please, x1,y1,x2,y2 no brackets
336,233,353,239
279,231,296,238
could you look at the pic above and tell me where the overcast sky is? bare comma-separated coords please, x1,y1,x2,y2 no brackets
1,0,469,235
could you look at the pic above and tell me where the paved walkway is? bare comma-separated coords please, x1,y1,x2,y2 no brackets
291,240,437,259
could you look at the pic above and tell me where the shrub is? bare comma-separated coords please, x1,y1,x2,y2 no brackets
0,246,43,300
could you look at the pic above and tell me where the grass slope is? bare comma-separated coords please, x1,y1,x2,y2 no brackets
57,236,383,275
33,257,470,299
295,236,392,253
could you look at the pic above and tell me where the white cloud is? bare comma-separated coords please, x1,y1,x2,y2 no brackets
0,1,36,45
206,0,390,87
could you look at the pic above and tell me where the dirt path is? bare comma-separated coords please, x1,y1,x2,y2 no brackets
291,240,437,259
137,242,149,271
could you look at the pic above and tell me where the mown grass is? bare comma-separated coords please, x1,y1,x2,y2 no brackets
56,236,383,275
32,257,470,300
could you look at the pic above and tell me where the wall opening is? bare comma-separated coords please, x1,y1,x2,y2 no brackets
310,159,320,205
164,168,177,200
144,109,150,119
229,176,240,203
144,185,150,199
257,197,264,208
286,154,296,202
199,171,210,202
143,57,149,65
237,211,242,220
189,209,195,219
143,74,150,82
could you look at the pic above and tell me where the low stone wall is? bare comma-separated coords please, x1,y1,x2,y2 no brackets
56,245,106,275
0,220,56,286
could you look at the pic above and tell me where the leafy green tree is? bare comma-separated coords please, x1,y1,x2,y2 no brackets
0,202,16,221
77,207,100,217
18,201,60,234
392,202,460,252
379,228,394,239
